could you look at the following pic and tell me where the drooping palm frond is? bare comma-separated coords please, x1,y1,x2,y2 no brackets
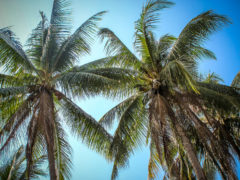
148,141,161,180
160,60,199,93
0,73,39,88
0,145,47,180
99,94,148,179
0,28,37,73
0,94,38,153
56,66,135,99
59,93,113,157
54,116,72,180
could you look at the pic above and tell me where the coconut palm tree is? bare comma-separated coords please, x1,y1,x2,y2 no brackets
96,0,240,179
0,0,131,179
202,72,224,84
0,145,47,180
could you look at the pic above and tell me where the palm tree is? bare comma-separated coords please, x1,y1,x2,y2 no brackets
96,0,240,179
0,145,47,180
0,0,130,179
202,72,224,84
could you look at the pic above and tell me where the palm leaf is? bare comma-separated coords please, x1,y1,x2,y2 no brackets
168,11,230,72
134,0,174,62
54,116,72,180
0,28,37,73
52,11,106,72
98,28,141,68
59,93,113,157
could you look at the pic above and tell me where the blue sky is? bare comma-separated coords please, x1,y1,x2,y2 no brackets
0,0,239,179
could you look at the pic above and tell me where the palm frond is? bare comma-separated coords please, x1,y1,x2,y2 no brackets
59,92,113,157
54,116,72,180
0,73,39,88
40,0,71,71
168,11,230,72
98,28,141,68
0,86,29,98
148,142,161,180
0,28,37,73
160,60,199,93
134,0,174,62
99,95,139,129
56,67,134,98
52,11,106,72
107,95,148,179
26,11,49,69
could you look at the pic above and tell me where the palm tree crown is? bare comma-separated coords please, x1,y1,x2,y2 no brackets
97,0,240,179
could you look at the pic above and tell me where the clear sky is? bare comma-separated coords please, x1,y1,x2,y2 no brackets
0,0,239,179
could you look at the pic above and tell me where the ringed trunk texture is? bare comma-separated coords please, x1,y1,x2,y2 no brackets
150,94,206,180
39,90,58,180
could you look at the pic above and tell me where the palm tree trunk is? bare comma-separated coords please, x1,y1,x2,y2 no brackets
40,89,58,180
155,95,207,180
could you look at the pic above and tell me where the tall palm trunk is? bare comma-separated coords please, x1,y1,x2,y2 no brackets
149,94,177,178
150,94,207,180
39,89,58,180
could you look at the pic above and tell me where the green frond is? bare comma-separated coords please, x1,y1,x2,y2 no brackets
134,0,174,62
0,28,37,73
160,60,199,93
0,94,37,153
0,86,29,98
0,146,25,180
197,82,240,113
156,34,176,66
40,0,72,71
0,73,39,88
52,11,106,72
22,155,48,180
168,10,230,72
99,95,140,129
56,67,134,98
26,11,48,69
54,117,72,180
98,28,141,68
49,0,72,38
59,94,113,157
203,72,224,84
107,95,148,179
76,57,119,70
